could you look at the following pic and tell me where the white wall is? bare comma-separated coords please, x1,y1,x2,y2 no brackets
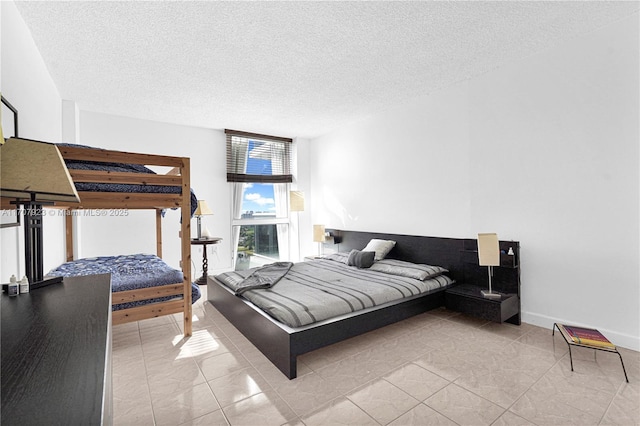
75,111,232,277
310,14,639,350
1,0,65,281
310,82,472,237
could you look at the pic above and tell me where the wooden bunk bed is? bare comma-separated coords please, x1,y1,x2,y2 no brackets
1,138,194,336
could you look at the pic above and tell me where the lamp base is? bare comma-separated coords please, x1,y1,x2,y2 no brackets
481,290,502,299
30,275,64,291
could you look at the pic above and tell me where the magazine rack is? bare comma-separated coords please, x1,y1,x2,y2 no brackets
553,323,628,382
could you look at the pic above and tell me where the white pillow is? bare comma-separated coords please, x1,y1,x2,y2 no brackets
362,239,396,261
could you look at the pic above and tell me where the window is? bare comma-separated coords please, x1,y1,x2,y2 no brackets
226,129,292,183
225,130,293,270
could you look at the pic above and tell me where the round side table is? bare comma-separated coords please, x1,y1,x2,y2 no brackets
191,237,222,285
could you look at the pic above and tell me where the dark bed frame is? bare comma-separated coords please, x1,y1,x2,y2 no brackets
208,229,520,379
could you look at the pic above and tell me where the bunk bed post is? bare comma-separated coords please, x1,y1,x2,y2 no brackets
155,209,163,258
65,210,74,261
181,158,192,336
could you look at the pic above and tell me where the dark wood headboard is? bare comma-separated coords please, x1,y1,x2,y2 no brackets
326,229,520,295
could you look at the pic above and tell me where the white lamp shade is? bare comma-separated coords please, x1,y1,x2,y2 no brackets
313,224,326,243
290,191,304,212
477,233,500,266
194,200,213,216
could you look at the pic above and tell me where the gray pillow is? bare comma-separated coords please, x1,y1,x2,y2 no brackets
323,252,349,264
347,250,375,269
369,259,448,280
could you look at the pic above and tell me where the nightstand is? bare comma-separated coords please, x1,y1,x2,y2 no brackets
445,283,519,324
445,240,521,325
191,237,222,285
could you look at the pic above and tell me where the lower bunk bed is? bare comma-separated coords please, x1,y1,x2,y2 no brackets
47,253,201,325
208,229,469,379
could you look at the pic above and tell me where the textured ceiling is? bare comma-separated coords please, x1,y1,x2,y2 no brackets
13,1,640,139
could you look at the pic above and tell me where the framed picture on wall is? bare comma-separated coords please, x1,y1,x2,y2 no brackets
1,95,20,227
1,95,19,141
1,207,20,228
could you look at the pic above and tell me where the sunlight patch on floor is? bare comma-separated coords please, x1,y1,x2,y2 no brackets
174,329,221,359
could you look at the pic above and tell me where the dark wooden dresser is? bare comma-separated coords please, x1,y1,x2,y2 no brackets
1,274,112,425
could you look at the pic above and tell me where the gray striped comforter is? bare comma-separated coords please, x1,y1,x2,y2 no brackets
215,258,454,328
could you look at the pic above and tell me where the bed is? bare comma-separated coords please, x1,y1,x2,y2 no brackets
1,138,196,336
215,256,454,329
208,230,481,379
58,143,196,334
47,253,201,317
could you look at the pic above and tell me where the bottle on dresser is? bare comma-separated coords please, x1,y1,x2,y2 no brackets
8,274,18,296
20,276,29,294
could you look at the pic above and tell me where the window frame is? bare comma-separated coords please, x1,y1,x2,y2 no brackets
225,129,294,270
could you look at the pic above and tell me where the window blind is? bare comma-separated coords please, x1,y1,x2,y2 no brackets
225,129,293,183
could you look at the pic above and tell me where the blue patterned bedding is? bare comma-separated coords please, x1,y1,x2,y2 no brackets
58,143,198,216
48,254,201,310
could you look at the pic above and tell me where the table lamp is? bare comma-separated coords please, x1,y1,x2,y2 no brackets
477,232,501,299
1,138,80,289
194,200,213,239
290,191,304,259
313,224,325,256
289,191,304,213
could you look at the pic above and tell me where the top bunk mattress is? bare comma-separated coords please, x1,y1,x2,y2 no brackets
58,143,198,215
215,256,454,328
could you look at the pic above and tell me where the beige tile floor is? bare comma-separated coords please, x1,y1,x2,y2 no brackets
113,287,639,425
